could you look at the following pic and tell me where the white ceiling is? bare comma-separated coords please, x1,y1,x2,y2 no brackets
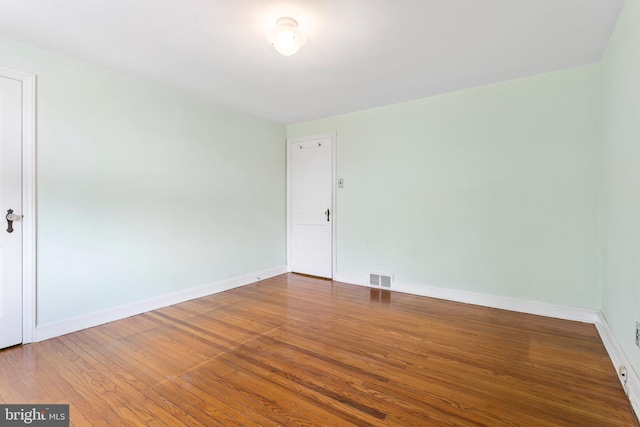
0,0,624,124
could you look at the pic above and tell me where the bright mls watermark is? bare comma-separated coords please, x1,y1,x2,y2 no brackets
0,405,69,426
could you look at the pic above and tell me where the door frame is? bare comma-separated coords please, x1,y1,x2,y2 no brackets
0,66,36,344
286,132,337,279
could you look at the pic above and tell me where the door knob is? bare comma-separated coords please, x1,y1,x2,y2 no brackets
6,209,19,233
325,209,330,222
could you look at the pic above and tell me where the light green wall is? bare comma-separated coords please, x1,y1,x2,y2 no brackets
288,66,601,309
601,0,640,377
0,37,286,325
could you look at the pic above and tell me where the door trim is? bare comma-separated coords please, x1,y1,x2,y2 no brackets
0,66,36,344
286,132,337,279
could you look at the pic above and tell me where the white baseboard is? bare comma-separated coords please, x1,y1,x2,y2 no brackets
333,274,599,323
595,312,640,419
34,265,287,342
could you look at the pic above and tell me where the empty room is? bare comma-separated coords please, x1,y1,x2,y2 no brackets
0,0,639,425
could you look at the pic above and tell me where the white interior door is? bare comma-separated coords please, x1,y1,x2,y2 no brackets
289,135,334,278
0,75,23,349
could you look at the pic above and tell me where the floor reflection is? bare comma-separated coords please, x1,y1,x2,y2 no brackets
369,288,391,304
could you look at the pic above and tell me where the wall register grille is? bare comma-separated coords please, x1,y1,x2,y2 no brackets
369,273,393,288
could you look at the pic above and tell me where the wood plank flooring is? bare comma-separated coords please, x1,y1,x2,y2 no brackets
0,273,637,426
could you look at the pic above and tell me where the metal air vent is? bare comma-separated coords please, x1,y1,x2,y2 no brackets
369,273,393,288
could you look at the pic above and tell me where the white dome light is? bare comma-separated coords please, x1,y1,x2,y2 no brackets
269,17,306,56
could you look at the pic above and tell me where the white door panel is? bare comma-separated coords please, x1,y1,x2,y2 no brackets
293,224,331,258
0,75,22,349
289,136,333,278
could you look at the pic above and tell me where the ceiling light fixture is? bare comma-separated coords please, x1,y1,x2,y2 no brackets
269,17,306,56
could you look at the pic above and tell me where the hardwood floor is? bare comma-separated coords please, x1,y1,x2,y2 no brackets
0,273,637,426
